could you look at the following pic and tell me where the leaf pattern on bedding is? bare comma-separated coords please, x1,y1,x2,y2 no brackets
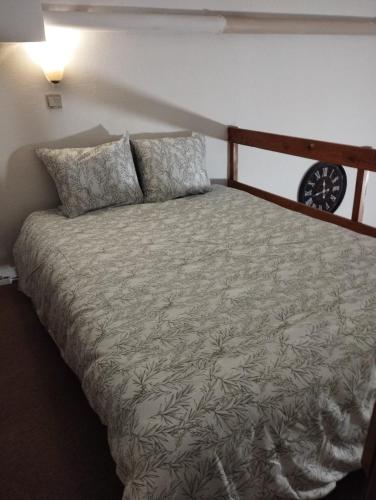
132,133,211,202
36,135,143,218
14,185,376,499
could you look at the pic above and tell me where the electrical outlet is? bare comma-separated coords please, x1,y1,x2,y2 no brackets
46,94,62,109
0,265,18,286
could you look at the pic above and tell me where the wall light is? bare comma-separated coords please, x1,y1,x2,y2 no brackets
25,26,80,84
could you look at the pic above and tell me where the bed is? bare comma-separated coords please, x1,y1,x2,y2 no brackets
14,128,376,499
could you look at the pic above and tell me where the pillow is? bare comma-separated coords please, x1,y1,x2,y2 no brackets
36,135,143,218
132,133,211,202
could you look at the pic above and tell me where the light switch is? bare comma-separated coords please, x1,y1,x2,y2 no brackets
46,94,62,109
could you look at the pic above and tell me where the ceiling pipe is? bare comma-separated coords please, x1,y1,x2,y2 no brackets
43,11,225,34
225,13,376,35
41,4,376,36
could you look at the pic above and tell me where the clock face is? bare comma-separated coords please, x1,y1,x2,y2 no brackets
298,162,347,213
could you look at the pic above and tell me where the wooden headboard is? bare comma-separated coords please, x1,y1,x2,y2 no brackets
227,126,376,238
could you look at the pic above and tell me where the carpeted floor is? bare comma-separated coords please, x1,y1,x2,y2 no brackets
0,284,367,500
0,284,123,500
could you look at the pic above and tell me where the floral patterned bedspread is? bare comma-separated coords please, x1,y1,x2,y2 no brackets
14,185,376,499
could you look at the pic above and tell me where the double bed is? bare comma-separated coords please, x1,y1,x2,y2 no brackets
14,128,376,499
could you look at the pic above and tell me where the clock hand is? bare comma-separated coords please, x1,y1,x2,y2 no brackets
322,179,327,199
313,189,330,197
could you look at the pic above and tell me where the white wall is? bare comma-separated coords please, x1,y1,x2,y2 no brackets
1,0,376,264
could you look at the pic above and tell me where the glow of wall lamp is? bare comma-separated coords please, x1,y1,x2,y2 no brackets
25,26,80,84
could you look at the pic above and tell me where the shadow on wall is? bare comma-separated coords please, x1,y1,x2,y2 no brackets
73,76,227,141
1,77,227,264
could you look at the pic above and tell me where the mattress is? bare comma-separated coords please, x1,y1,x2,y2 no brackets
14,185,376,499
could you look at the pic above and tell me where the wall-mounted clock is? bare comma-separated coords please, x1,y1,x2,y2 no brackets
298,162,347,213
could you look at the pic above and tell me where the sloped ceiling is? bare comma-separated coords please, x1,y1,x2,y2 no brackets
42,4,376,35
1,0,376,42
0,0,45,42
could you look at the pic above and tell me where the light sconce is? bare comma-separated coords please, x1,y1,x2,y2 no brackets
25,26,80,84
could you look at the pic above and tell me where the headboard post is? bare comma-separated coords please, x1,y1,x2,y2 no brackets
352,146,373,223
352,169,369,223
228,126,238,185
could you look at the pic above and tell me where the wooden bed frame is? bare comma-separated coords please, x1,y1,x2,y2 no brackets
227,126,376,499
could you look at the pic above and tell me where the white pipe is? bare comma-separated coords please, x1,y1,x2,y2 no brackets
41,4,376,36
225,14,376,35
42,11,226,34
